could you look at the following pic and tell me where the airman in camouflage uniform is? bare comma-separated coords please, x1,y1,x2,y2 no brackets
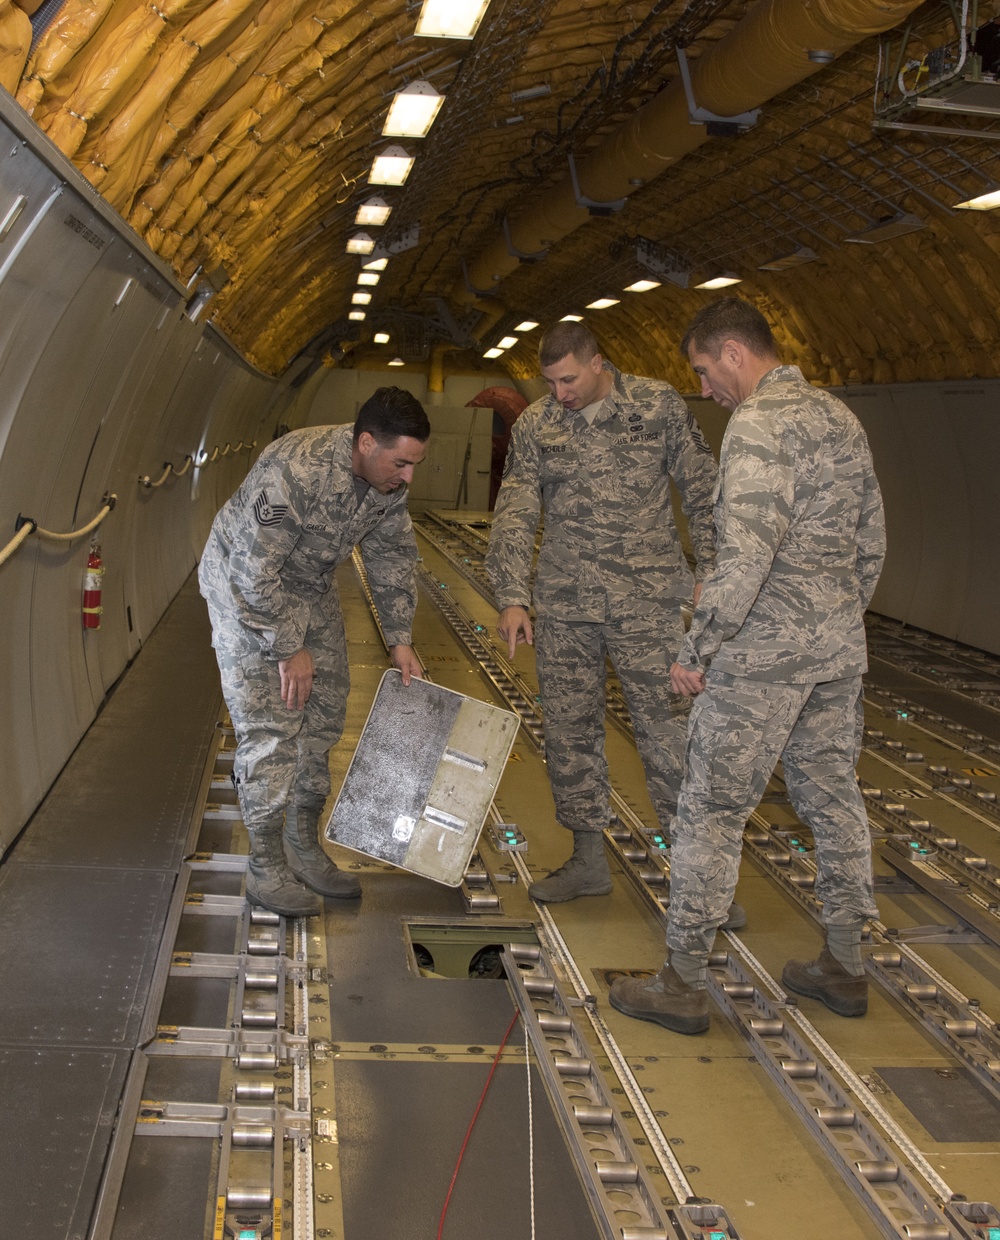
485,321,718,902
199,388,429,916
610,299,886,1035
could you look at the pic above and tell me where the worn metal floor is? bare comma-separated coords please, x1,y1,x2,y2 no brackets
3,551,1000,1240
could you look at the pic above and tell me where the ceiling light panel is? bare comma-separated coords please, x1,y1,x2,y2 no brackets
349,311,366,321
352,292,372,305
370,147,414,186
497,335,518,348
954,187,1000,210
355,197,392,226
388,356,405,366
514,320,539,331
843,213,924,244
694,275,742,289
358,272,380,286
757,247,818,272
560,314,583,321
624,280,661,292
586,298,619,309
415,0,491,39
346,232,375,255
374,332,390,343
483,347,504,358
364,256,389,271
383,82,444,138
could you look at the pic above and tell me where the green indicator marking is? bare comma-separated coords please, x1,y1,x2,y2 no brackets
909,841,920,849
239,1231,258,1239
987,1227,1000,1240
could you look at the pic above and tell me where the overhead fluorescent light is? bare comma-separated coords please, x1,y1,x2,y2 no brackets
346,231,375,255
694,274,742,289
497,335,518,348
370,146,414,186
355,196,391,226
388,356,405,366
358,272,380,286
374,331,390,344
352,291,372,305
586,297,619,309
624,279,661,292
560,314,583,321
363,256,389,271
844,212,924,244
954,187,1000,210
349,310,366,321
483,347,504,358
383,81,444,139
757,246,818,272
514,319,539,331
510,84,551,103
415,0,491,39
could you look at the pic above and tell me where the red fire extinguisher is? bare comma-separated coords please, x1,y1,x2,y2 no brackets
83,544,104,630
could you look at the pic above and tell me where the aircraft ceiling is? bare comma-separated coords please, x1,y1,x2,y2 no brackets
5,0,1000,386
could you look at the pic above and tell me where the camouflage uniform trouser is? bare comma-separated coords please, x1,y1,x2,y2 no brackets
666,670,878,961
534,612,690,835
208,601,350,830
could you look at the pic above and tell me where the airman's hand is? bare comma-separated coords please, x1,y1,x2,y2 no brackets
497,606,533,659
390,644,424,686
278,648,315,710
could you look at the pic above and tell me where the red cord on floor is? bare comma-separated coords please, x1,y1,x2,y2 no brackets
436,1009,522,1240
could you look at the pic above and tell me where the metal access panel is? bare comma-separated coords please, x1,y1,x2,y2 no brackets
326,670,518,885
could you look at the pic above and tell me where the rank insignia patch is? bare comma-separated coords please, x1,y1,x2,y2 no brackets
253,489,288,527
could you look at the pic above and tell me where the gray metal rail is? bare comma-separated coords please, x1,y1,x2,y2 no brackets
504,942,740,1240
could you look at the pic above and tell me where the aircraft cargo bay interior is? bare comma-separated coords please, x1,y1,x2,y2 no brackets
1,3,1000,1240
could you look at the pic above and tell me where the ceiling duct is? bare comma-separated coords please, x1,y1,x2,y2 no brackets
453,0,926,313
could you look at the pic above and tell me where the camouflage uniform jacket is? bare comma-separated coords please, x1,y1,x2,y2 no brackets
199,424,418,658
678,365,886,682
485,365,718,621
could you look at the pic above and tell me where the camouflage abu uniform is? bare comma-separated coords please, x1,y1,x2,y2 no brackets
667,365,886,961
485,364,717,834
199,424,418,829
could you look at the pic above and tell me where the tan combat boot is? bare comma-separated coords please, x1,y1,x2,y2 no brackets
284,803,362,899
782,946,868,1016
608,965,709,1035
246,818,324,917
528,831,613,903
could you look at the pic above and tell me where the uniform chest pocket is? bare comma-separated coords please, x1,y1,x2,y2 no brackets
294,527,345,571
539,447,577,485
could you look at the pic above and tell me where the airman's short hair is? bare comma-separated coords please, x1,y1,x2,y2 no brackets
538,322,601,368
681,298,779,361
354,386,430,445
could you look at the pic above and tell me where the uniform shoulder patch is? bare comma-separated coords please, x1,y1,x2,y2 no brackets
253,489,289,527
685,409,712,454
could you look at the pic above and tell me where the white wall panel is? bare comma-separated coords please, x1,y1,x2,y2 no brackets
841,390,923,625
0,122,282,855
886,386,971,639
945,389,1000,653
